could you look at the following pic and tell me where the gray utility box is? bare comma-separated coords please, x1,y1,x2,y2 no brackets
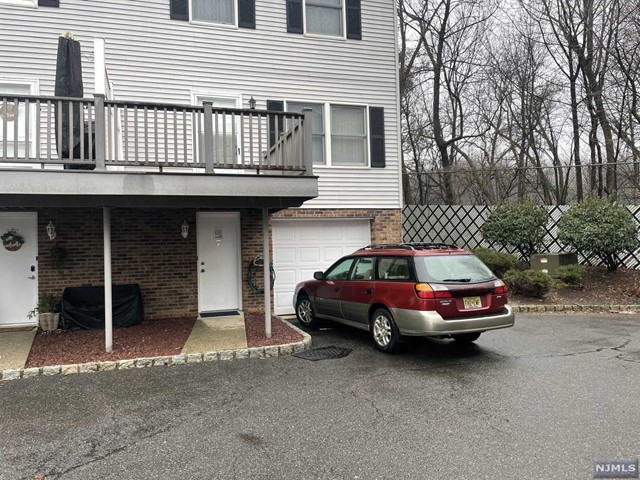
530,252,578,275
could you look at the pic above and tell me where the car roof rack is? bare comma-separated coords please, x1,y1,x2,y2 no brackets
363,243,461,251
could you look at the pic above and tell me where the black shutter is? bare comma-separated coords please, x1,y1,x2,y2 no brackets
287,0,303,34
38,0,59,6
267,100,285,148
170,0,188,21
346,0,362,40
238,0,256,29
369,107,385,168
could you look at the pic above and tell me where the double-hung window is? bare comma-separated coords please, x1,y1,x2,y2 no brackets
330,105,367,166
287,102,325,165
287,0,360,39
268,99,384,168
306,0,343,37
192,0,235,25
171,0,255,28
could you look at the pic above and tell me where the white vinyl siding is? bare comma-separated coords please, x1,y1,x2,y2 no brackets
0,0,401,209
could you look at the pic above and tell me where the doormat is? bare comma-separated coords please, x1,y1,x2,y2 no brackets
200,310,240,318
293,346,352,361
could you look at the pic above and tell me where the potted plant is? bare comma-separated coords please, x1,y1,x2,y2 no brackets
28,293,61,332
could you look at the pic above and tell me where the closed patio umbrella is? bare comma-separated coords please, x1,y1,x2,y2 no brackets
54,33,92,165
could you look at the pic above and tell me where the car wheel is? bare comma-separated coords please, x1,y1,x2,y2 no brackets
296,294,319,329
371,308,401,353
452,332,482,344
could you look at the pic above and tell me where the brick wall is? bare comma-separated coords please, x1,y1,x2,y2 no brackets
28,207,400,319
272,208,403,244
37,208,199,320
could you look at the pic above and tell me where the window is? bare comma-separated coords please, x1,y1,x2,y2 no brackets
414,255,495,283
331,105,367,166
287,102,325,165
324,258,354,281
350,257,374,280
306,0,343,37
378,257,411,281
192,0,234,25
172,0,254,28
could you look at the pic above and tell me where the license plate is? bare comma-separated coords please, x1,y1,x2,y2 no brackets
463,296,482,309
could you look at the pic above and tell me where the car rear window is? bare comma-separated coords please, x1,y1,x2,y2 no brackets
414,254,495,283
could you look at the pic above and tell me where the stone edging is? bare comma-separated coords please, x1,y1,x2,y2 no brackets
1,321,312,382
513,304,640,314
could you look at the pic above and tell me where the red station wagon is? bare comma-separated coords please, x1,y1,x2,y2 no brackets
293,243,515,352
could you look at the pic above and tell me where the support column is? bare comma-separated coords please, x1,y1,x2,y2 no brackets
262,207,272,339
103,207,113,353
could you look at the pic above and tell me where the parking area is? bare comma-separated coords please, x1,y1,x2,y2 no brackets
1,313,639,479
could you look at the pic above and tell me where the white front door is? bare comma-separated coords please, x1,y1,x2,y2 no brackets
272,219,372,315
197,212,242,313
0,212,38,327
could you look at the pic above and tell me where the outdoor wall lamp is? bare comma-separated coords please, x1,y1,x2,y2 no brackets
46,221,57,241
249,96,256,110
181,220,189,239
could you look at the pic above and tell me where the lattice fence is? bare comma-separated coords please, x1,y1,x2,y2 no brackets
403,204,640,269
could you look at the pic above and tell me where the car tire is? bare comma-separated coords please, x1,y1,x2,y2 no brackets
371,308,401,353
296,294,319,329
452,332,482,344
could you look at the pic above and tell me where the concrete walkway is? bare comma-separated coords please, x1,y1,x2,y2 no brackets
0,328,36,370
181,314,248,354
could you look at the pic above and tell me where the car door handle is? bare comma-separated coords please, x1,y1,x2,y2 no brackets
364,289,373,294
27,275,36,280
334,287,340,292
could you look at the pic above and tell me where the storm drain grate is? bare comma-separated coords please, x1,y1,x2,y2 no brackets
293,346,352,361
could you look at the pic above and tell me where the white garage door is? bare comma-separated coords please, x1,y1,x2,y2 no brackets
272,219,371,315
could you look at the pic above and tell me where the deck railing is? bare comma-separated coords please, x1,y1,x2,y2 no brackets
0,94,313,176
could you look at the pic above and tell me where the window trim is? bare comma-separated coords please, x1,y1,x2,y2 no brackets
328,103,370,168
0,0,37,7
302,0,347,40
189,0,239,29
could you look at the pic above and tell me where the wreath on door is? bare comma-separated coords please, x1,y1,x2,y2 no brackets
1,230,25,252
0,102,16,122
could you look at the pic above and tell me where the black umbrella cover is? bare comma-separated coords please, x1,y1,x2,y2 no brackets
55,36,86,161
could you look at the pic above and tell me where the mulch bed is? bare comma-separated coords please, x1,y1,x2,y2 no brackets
244,313,304,347
25,317,197,368
510,266,640,306
24,314,304,368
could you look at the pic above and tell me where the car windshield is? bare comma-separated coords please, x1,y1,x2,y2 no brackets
414,254,495,283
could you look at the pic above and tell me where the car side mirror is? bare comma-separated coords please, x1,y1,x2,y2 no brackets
313,271,324,280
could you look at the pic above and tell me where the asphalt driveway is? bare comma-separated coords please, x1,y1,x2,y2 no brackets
1,313,639,480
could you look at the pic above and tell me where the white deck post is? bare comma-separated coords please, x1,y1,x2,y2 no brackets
103,207,113,353
262,207,272,338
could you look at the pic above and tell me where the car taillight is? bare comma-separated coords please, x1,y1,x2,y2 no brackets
415,283,452,299
493,279,508,294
